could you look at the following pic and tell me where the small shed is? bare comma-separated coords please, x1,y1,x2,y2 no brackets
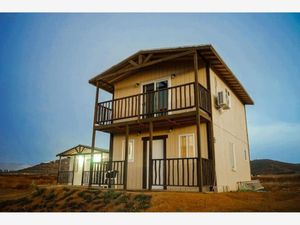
56,144,109,185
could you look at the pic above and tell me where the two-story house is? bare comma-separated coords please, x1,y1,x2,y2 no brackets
85,45,253,192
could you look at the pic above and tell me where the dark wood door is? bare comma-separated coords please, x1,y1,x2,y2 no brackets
142,83,155,118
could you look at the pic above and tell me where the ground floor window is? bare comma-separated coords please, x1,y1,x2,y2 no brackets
122,139,135,162
179,134,195,158
229,142,237,171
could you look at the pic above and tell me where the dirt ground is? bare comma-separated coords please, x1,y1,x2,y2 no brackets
0,173,299,212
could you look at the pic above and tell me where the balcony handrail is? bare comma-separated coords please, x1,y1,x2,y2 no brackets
99,81,196,105
96,82,210,124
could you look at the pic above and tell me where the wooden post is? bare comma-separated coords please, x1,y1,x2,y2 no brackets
81,155,85,186
108,134,114,188
205,63,217,188
123,125,129,190
57,156,62,184
72,156,76,185
148,121,153,190
89,84,100,186
193,50,203,192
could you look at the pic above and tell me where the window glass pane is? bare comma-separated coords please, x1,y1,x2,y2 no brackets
188,135,194,157
180,136,187,157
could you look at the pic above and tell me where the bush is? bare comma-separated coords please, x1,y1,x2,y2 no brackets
32,187,46,197
44,189,56,201
103,190,122,204
134,193,152,210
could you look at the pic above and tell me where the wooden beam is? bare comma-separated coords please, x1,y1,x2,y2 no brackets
72,156,76,185
138,54,144,64
143,53,153,64
148,121,153,190
102,50,194,79
193,51,203,192
81,154,85,185
57,156,62,184
206,63,217,189
89,84,100,187
123,125,129,190
129,60,138,67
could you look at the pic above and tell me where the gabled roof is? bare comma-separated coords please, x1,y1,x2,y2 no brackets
89,44,254,105
56,144,108,157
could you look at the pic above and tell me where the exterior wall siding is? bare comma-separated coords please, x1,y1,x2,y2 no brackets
210,68,251,192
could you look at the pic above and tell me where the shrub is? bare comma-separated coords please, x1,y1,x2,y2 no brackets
32,187,46,197
103,190,122,204
44,189,56,201
134,193,152,210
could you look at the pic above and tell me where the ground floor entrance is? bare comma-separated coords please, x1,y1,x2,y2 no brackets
143,136,167,190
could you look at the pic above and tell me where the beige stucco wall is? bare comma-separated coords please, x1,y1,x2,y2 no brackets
112,124,208,190
210,68,251,192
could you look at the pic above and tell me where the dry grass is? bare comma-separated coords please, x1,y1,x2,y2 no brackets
0,173,299,212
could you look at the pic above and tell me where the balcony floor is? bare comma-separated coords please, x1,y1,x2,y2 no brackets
94,110,211,134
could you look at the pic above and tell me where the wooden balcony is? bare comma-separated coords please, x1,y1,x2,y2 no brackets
95,82,211,131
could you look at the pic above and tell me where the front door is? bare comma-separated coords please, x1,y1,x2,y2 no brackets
143,137,166,190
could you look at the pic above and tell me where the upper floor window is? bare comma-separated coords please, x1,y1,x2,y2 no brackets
179,134,195,158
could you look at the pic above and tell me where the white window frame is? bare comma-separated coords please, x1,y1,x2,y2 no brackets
178,133,195,158
122,139,135,163
229,142,237,172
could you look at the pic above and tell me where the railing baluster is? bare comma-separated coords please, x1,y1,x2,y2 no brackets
182,158,185,186
187,158,190,186
177,159,179,186
192,158,195,186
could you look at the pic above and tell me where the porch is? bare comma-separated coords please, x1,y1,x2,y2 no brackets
82,157,214,190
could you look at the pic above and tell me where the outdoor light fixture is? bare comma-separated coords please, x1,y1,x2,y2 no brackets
171,73,176,79
169,128,173,133
135,82,140,87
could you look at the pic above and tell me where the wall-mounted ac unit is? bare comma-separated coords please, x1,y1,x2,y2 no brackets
217,91,231,110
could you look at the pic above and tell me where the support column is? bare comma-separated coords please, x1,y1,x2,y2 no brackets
108,133,114,188
57,156,62,184
148,121,153,190
123,125,129,190
89,83,100,186
205,63,217,188
81,155,85,186
72,156,76,185
193,50,203,192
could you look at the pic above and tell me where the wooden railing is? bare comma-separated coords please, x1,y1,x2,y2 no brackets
88,160,125,186
96,82,210,125
57,171,73,184
151,158,214,187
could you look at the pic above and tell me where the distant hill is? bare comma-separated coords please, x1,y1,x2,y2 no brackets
0,162,32,171
3,158,299,176
251,159,300,175
16,158,69,175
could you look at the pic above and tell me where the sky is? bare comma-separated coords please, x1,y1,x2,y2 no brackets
0,13,299,166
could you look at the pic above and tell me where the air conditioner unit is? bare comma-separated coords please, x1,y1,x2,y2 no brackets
217,91,231,110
